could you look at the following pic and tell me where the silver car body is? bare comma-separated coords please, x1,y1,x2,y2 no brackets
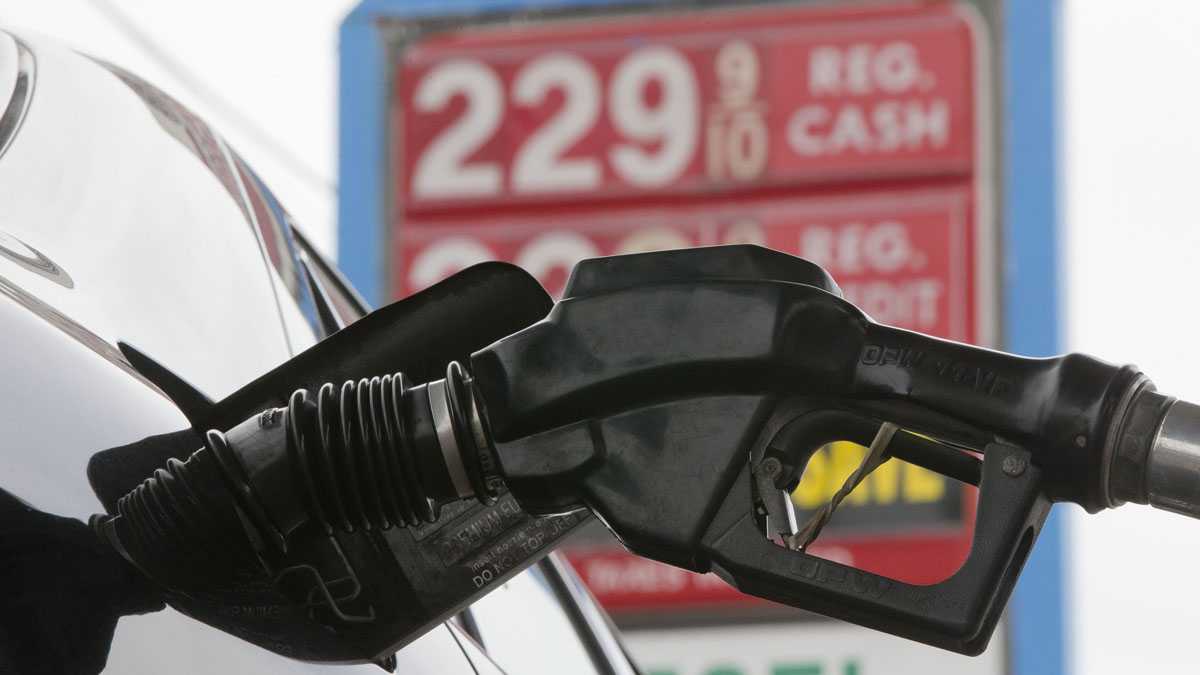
0,29,632,675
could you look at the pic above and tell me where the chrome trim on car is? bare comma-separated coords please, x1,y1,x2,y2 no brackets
0,33,35,160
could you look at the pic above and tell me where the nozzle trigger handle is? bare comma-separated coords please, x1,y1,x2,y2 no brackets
701,442,1049,656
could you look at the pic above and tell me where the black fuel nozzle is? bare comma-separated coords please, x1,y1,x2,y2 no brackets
463,245,1194,655
92,245,1200,663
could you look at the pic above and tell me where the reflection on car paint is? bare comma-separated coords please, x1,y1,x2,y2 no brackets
0,34,34,160
0,230,74,287
0,268,155,388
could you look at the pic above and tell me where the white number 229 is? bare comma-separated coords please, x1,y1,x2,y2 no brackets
410,47,699,198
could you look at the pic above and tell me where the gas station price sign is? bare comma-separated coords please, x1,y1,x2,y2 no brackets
388,0,991,619
396,4,973,208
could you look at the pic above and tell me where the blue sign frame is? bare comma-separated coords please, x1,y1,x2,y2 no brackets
1002,1,1066,674
337,2,1067,673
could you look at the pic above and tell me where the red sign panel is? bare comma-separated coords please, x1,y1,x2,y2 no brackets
390,1,988,618
398,187,977,341
396,3,975,210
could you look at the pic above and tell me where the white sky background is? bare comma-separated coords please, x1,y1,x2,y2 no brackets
4,1,1200,673
1063,1,1200,673
0,0,356,254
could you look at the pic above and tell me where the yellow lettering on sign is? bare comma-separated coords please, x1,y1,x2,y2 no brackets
790,441,946,508
792,450,828,509
904,462,945,502
870,455,900,504
834,442,869,505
